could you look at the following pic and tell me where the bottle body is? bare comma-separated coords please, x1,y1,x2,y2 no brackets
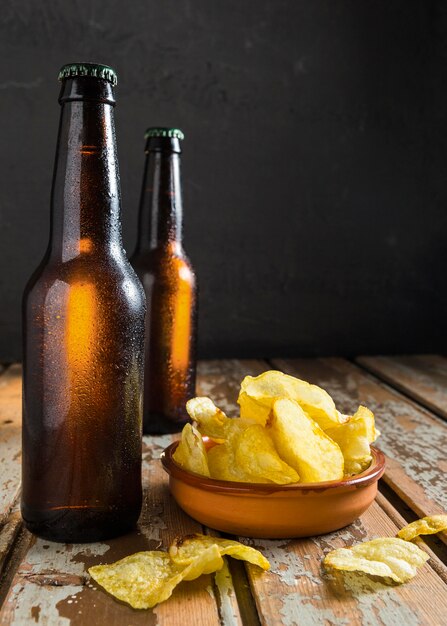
132,130,197,434
22,254,145,541
21,67,145,542
133,245,197,433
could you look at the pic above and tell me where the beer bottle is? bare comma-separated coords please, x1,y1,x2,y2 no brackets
21,63,146,542
131,128,197,434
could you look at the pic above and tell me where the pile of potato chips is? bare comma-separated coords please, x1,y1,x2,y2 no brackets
89,534,269,609
173,370,380,483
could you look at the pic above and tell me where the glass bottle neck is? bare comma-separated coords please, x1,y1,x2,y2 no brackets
136,150,183,253
49,81,123,261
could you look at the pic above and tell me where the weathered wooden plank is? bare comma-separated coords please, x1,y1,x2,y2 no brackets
272,358,447,540
0,434,225,625
0,365,22,524
244,500,447,626
357,355,447,421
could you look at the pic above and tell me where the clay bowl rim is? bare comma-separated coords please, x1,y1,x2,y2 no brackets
161,440,386,495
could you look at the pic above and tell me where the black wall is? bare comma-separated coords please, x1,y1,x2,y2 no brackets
1,1,446,361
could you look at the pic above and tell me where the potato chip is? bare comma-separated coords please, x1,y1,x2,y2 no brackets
325,406,379,476
186,396,251,443
238,370,341,429
169,533,270,570
323,538,429,584
233,424,299,484
269,398,344,482
352,405,380,443
397,515,447,541
89,545,224,609
207,442,251,482
336,411,351,424
173,423,210,477
207,425,299,484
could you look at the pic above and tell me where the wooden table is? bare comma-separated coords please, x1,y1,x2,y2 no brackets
0,357,446,625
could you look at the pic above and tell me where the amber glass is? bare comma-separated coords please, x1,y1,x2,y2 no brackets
131,133,197,434
21,73,146,542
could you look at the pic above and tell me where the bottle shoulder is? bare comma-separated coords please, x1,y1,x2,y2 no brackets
23,252,146,311
133,247,195,274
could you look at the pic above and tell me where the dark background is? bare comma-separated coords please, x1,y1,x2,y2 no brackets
0,1,446,361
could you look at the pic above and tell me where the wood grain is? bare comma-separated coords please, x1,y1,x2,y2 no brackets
273,358,447,542
357,355,447,421
0,365,22,524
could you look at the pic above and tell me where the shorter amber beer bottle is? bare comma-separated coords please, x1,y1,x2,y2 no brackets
132,129,197,434
22,63,146,542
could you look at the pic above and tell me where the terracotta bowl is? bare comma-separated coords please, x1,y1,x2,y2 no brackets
161,441,386,538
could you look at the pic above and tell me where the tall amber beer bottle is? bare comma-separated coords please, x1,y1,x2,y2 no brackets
22,63,146,542
131,128,197,434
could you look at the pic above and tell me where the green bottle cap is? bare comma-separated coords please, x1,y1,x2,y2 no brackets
58,63,117,86
144,127,185,141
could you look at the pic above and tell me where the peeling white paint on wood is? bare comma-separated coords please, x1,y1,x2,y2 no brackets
364,399,447,509
213,560,242,626
337,572,423,626
1,538,109,625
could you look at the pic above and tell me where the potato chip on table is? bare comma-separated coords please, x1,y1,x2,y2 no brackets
169,533,270,570
397,515,447,541
89,545,223,609
89,534,269,609
323,537,429,584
